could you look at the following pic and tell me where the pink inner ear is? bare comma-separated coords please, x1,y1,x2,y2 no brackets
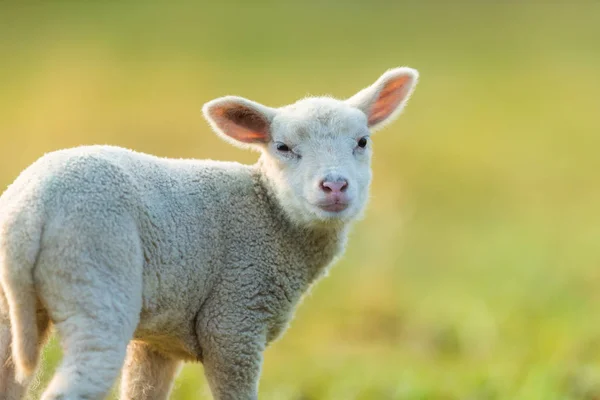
211,104,270,143
368,75,411,127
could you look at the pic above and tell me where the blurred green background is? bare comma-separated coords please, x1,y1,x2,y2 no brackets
1,1,600,399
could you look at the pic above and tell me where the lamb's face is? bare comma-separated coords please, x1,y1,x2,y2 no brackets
203,67,419,226
261,99,373,224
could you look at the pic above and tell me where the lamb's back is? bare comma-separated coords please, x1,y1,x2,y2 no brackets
1,145,262,358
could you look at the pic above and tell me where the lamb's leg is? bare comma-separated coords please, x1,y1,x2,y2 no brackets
41,316,132,400
0,289,51,400
35,214,144,400
38,277,141,400
198,313,265,400
201,337,264,400
38,272,142,400
119,342,181,400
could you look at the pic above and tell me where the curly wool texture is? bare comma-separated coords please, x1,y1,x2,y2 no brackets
0,67,418,400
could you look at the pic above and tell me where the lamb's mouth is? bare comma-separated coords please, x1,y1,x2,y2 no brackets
317,202,349,213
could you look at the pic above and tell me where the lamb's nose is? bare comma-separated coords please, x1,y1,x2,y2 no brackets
320,178,348,194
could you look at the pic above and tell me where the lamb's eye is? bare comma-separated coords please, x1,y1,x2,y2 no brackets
276,143,291,153
357,137,368,148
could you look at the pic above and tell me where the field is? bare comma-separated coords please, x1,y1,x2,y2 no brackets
1,2,600,399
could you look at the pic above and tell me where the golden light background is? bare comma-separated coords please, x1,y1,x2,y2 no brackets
1,2,599,399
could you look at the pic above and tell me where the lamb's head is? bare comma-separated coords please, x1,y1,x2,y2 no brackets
203,67,419,226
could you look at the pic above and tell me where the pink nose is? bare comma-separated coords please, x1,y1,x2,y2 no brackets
320,179,348,194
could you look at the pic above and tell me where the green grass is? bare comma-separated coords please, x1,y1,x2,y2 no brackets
1,1,600,399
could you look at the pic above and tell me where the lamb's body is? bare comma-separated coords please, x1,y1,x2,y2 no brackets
0,145,343,399
0,67,418,400
25,145,341,344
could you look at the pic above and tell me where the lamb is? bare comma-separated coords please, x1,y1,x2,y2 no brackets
0,66,418,400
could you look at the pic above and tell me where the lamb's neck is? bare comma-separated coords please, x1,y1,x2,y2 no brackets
282,220,349,289
298,224,349,284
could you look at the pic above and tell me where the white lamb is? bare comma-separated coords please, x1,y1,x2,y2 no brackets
0,67,418,400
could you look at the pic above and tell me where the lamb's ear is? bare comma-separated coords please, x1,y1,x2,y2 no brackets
346,67,419,132
202,96,276,149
